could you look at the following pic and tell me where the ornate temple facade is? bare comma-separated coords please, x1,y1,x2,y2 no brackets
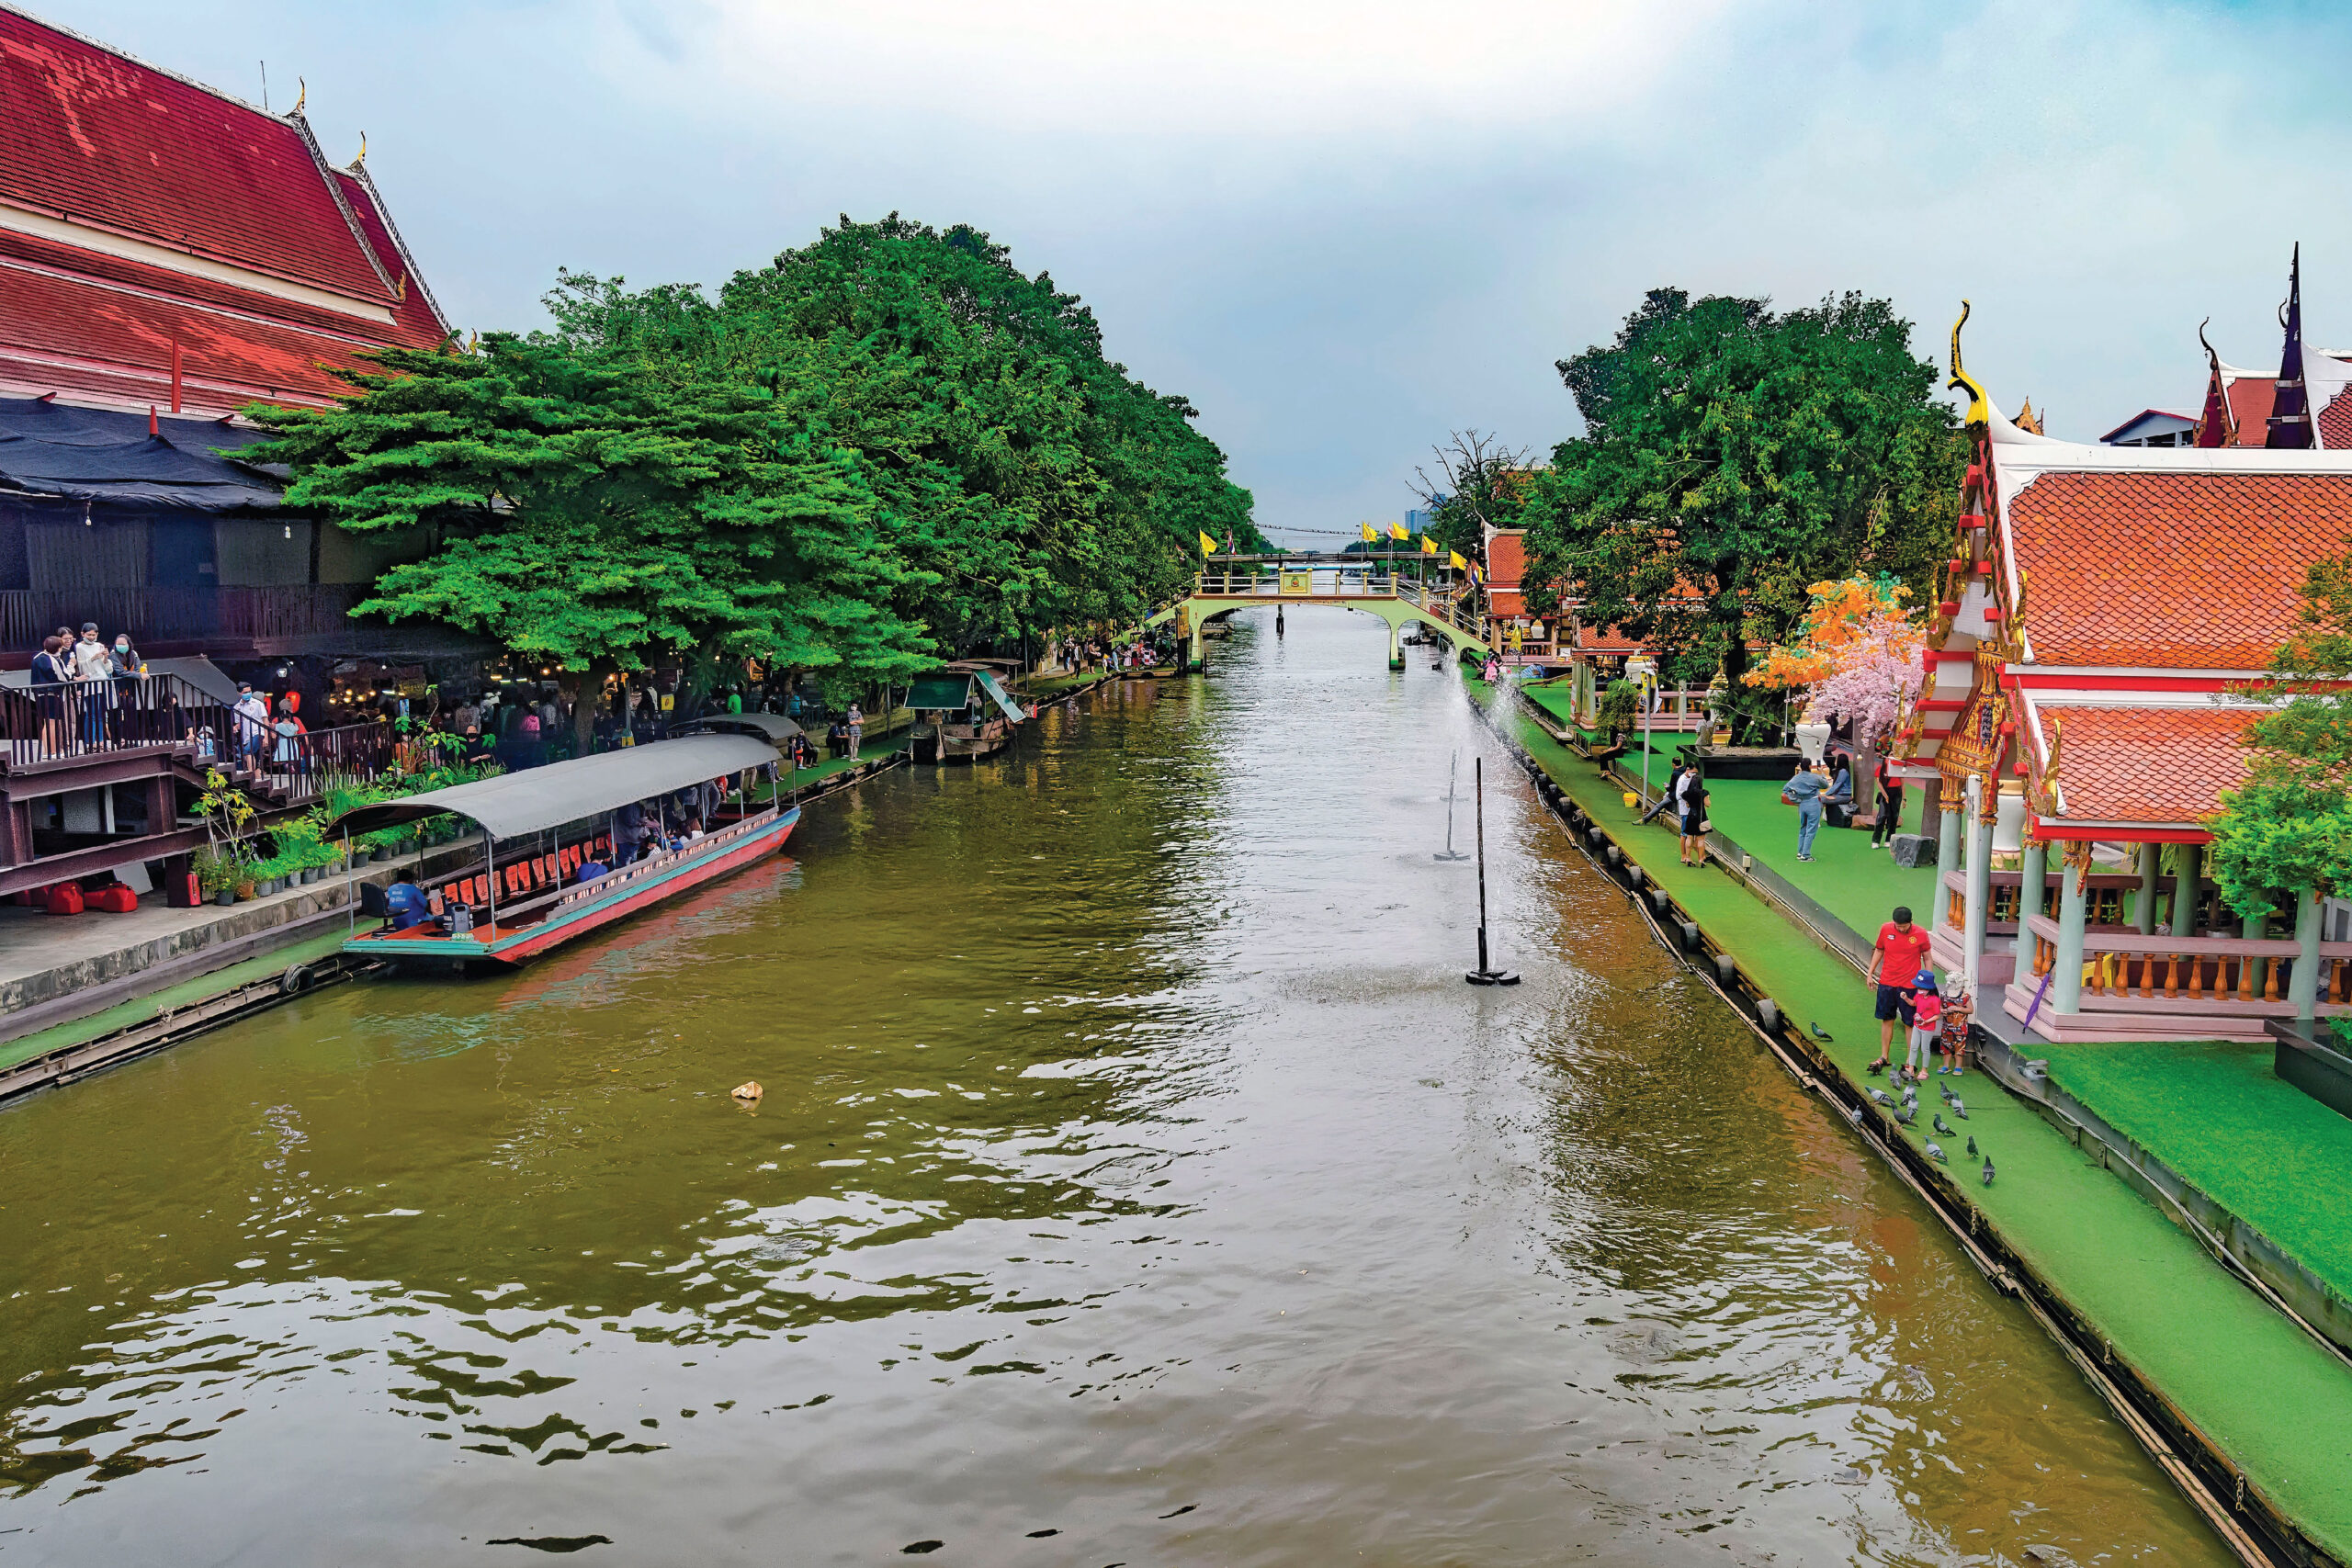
1900,290,2352,1043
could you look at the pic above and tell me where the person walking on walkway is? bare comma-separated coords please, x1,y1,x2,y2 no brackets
1678,772,1711,868
1781,759,1831,862
1866,906,1933,1073
1870,752,1906,849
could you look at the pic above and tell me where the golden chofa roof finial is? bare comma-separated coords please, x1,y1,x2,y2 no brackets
1949,300,1990,430
292,77,306,116
353,131,367,167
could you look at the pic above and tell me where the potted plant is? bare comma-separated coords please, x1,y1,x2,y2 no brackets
196,847,240,908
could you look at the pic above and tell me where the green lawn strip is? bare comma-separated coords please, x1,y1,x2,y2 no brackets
0,926,354,1075
1702,776,1940,942
2033,1039,2352,1306
1467,678,2352,1552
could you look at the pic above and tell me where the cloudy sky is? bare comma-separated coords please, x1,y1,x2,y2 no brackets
35,0,2351,543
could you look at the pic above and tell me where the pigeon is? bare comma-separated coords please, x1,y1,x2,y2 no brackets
1868,1088,1895,1108
1925,1141,1948,1164
1948,1095,1967,1120
1810,1022,1834,1042
1966,1135,1978,1158
1867,1057,1887,1077
1894,1104,1917,1126
1933,1111,1954,1137
1939,1082,1957,1107
1901,1087,1919,1110
1982,1156,1996,1187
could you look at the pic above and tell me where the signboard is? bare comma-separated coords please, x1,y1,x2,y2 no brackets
1279,570,1313,595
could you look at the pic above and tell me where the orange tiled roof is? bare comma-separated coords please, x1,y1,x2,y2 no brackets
2322,386,2352,450
1487,529,1526,590
2007,469,2352,667
2034,705,2255,825
2223,376,2274,445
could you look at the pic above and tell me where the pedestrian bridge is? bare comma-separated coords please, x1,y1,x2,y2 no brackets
1144,558,1494,670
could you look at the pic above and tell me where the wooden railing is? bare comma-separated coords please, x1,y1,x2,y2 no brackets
0,585,368,650
2019,913,2352,1010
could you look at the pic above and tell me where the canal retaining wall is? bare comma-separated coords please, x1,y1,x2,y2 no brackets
1467,677,2352,1568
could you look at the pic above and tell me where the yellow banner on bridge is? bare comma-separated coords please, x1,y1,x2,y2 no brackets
1278,570,1314,595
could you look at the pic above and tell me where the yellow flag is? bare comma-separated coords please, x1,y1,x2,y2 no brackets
1450,550,1469,570
1388,522,1408,541
1360,523,1377,543
1198,530,1218,555
1420,535,1439,555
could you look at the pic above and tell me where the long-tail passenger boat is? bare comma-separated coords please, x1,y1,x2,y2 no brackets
331,732,796,972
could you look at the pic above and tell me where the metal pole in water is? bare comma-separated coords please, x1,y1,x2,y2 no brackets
1435,750,1467,861
1465,755,1521,986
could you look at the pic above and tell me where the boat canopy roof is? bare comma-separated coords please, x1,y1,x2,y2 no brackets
689,711,805,743
329,732,778,841
907,669,1025,723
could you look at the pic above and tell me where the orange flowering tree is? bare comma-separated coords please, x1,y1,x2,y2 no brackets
1743,576,1923,746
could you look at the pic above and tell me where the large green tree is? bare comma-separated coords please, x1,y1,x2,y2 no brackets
541,216,1261,659
251,335,933,748
1522,288,1964,741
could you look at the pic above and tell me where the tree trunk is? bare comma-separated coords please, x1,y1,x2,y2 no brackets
576,657,615,755
1718,610,1759,745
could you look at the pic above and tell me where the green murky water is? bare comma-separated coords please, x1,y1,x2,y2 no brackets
0,614,2224,1565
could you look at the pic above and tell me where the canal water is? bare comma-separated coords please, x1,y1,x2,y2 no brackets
0,614,2224,1566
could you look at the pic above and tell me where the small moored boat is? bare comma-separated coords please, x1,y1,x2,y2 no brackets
908,662,1028,763
332,732,797,971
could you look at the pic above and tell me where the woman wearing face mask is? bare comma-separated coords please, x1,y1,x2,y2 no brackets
108,630,144,742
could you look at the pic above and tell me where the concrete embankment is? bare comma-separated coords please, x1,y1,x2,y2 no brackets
1466,677,2352,1568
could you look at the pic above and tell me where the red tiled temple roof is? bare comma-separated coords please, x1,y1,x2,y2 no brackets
2007,469,2352,668
2032,705,2255,826
2321,386,2352,451
332,167,449,348
0,241,368,408
2222,376,2274,446
0,8,391,305
1487,529,1526,589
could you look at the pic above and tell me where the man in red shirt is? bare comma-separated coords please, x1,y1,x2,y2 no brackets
1867,905,1933,1071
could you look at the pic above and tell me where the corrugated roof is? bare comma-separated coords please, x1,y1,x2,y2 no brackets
0,8,392,306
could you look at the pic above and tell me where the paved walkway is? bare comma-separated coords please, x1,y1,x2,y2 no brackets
1471,674,2352,1562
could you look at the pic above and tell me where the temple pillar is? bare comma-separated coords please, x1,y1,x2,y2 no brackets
2135,843,2159,935
2012,839,2046,972
1387,621,1404,671
1962,775,1992,985
2245,908,2267,997
2052,857,2088,1016
1937,804,1962,887
2293,887,2323,1023
2176,843,2204,935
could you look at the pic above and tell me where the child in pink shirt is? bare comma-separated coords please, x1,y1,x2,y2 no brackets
1905,970,1942,1077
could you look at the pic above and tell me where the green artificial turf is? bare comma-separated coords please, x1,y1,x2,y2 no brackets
1465,676,2352,1556
1701,776,1939,945
2034,1039,2352,1306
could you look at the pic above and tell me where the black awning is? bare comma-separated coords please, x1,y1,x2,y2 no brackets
0,398,283,512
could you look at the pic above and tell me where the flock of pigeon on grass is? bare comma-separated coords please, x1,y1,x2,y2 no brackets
1813,1021,1997,1189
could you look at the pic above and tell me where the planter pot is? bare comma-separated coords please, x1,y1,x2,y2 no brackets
259,878,281,896
299,869,317,886
235,885,256,902
213,889,237,907
352,850,373,865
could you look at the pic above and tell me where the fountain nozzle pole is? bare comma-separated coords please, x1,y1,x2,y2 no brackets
1465,755,1520,986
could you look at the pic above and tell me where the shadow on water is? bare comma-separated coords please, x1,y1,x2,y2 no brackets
0,611,2228,1566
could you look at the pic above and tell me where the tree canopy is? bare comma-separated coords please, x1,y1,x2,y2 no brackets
2207,551,2352,919
1521,288,1964,741
253,215,1258,698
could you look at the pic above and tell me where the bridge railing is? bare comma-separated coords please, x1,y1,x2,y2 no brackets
1193,570,1403,598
